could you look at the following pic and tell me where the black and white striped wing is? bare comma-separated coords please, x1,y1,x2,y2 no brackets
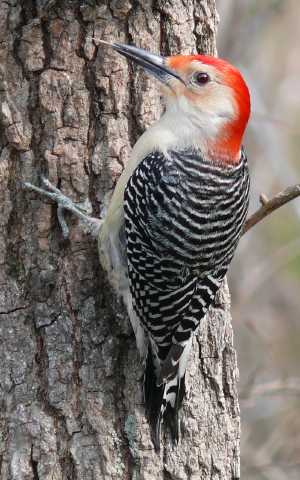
124,149,249,358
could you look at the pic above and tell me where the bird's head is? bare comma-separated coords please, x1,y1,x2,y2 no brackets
101,42,251,163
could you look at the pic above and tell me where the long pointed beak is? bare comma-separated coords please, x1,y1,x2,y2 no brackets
100,41,185,86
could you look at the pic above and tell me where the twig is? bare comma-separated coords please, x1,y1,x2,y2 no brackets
243,184,300,234
240,377,300,401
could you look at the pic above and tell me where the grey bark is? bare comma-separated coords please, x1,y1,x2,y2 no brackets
0,1,240,479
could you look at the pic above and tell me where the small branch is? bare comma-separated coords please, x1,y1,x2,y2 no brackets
243,184,300,235
240,377,300,401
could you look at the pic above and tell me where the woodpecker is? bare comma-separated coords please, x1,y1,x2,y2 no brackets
98,43,251,450
24,43,251,452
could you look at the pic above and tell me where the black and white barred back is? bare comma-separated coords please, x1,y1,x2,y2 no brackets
124,148,250,450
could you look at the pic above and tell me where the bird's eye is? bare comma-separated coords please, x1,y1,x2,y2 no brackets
193,72,210,86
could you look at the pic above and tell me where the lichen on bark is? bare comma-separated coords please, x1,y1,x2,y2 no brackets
0,1,240,478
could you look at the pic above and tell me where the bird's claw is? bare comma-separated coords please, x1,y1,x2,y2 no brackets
40,176,64,195
23,177,102,239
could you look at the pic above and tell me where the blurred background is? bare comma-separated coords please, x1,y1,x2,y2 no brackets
216,0,300,478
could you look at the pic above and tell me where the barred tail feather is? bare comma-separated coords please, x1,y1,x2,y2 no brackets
163,373,186,444
144,344,186,451
144,344,164,451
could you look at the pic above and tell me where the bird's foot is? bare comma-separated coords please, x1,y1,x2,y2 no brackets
23,177,102,239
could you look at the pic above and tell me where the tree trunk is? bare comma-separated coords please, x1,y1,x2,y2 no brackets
0,1,240,479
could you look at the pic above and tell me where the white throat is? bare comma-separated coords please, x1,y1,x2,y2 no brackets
134,96,230,159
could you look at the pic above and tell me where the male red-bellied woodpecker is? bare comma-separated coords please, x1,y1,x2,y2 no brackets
24,43,251,452
98,43,250,450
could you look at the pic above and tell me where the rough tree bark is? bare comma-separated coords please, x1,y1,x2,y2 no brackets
0,1,240,479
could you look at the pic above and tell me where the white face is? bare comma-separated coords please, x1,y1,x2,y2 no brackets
157,62,237,152
164,61,237,130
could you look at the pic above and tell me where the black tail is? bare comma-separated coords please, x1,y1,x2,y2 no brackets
144,344,186,452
